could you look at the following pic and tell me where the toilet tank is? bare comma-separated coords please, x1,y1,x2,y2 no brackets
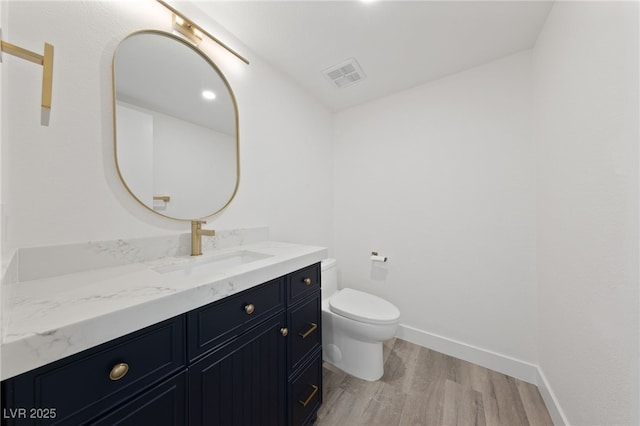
321,258,338,298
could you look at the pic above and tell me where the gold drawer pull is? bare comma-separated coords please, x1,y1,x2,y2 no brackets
109,362,129,381
298,323,318,339
303,278,312,286
244,304,255,315
298,384,319,407
280,327,289,337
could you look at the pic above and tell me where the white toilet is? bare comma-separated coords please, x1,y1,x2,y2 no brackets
321,258,400,381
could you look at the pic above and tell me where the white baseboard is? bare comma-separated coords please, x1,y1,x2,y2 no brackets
396,323,539,383
395,323,567,425
535,368,570,426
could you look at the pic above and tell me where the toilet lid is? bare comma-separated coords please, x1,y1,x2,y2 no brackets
329,288,400,325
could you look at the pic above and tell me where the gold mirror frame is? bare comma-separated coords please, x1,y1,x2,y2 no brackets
112,30,240,221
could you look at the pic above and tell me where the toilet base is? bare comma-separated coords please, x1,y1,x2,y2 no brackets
323,340,384,381
322,308,397,381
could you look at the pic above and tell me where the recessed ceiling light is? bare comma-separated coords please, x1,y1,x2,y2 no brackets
202,90,216,100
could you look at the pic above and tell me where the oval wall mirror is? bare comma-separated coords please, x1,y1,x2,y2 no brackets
113,30,239,220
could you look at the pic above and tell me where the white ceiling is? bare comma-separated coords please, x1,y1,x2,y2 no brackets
190,0,554,111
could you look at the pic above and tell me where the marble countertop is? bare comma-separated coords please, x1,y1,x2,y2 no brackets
1,241,327,380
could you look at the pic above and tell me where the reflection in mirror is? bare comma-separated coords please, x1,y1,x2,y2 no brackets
113,31,239,220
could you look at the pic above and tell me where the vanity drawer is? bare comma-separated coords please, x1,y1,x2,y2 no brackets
90,371,187,426
2,316,185,426
288,263,321,303
288,292,321,375
188,277,285,360
289,351,323,426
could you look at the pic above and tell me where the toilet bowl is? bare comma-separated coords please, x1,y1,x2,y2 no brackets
321,258,400,381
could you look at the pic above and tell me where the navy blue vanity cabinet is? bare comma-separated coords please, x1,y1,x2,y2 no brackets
187,278,288,425
1,262,323,426
286,263,323,426
187,264,323,426
1,315,186,426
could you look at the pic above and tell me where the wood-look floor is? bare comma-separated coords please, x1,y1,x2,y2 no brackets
314,338,553,426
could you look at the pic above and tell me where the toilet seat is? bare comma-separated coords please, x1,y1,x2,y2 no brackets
329,288,400,325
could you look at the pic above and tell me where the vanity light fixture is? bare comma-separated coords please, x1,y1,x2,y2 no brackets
172,14,203,45
157,0,250,65
0,30,54,126
202,90,216,100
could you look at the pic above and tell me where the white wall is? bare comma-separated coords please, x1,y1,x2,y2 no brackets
0,0,5,378
1,0,9,268
533,2,639,425
2,0,334,251
334,51,537,364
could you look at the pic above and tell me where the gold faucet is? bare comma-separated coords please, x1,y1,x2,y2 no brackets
191,220,215,256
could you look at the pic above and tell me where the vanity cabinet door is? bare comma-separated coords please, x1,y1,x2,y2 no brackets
188,314,287,426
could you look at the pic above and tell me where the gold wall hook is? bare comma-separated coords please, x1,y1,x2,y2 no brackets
0,38,54,126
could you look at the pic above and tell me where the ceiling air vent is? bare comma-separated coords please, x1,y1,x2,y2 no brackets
322,57,367,89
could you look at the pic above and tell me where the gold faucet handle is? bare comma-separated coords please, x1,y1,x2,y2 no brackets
192,220,215,236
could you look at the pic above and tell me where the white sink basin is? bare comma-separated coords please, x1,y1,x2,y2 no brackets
154,251,272,278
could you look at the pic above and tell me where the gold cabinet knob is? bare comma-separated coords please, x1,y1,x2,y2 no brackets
244,303,255,315
109,362,129,381
303,278,312,286
280,327,289,337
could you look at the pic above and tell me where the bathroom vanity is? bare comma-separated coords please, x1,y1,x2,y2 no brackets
2,15,326,425
1,241,325,426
